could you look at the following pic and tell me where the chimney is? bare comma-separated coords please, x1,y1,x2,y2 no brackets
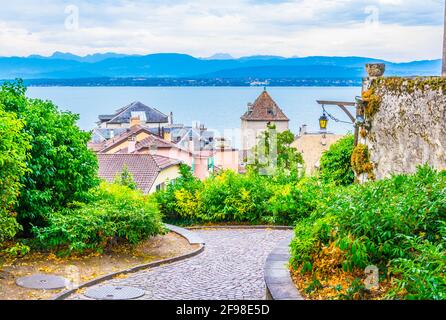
128,140,136,153
300,124,307,136
168,112,174,125
109,130,114,139
130,116,141,128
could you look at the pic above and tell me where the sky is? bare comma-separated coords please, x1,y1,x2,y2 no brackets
0,0,444,62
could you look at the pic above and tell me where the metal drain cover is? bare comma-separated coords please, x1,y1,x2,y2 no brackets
85,286,145,300
16,274,69,290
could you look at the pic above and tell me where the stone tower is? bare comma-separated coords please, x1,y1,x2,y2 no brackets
240,89,289,152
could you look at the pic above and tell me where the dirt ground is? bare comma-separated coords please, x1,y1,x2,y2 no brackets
0,232,197,300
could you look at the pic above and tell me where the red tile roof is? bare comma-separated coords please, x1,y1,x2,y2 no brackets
97,154,181,193
88,141,106,152
241,90,289,121
98,125,174,153
136,134,175,150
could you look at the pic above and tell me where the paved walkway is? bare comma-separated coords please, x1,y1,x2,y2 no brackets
68,228,293,300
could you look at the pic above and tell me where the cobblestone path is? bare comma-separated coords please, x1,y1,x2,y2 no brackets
68,228,293,300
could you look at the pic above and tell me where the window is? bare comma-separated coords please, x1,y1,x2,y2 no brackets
156,183,166,192
208,157,215,171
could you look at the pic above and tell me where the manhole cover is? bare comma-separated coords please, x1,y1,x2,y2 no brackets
85,286,145,300
16,274,70,290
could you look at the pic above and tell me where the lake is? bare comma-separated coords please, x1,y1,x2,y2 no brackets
27,86,361,148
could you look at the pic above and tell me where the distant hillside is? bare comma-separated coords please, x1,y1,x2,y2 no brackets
0,52,441,80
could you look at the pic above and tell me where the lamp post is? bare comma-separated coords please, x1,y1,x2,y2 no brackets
316,101,361,145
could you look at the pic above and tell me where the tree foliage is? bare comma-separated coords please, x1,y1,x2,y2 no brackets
248,124,304,177
319,134,355,186
0,80,99,231
114,165,137,190
0,97,30,242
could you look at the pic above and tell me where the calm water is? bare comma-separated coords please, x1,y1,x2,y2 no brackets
27,86,361,148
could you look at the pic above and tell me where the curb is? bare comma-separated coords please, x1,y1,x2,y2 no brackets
186,225,293,230
51,224,205,300
264,234,304,300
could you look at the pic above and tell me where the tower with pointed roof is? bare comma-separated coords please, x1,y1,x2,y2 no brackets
240,89,289,152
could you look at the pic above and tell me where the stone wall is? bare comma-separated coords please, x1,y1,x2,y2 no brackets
360,77,446,180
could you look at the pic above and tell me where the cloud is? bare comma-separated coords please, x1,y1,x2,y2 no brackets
0,0,443,61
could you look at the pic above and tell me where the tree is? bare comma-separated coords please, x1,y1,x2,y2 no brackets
248,124,303,177
114,165,138,190
319,134,355,186
0,80,99,232
0,107,30,242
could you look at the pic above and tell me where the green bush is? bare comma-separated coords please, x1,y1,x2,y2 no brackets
199,170,274,223
34,183,163,254
319,134,355,186
155,164,202,223
290,166,446,299
157,168,296,225
0,106,30,242
0,80,99,232
267,178,332,225
0,212,22,244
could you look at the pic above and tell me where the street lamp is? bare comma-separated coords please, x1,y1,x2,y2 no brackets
319,113,328,131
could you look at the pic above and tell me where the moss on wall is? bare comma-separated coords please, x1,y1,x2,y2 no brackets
360,128,367,139
363,77,446,120
351,144,375,180
372,76,446,95
362,89,381,118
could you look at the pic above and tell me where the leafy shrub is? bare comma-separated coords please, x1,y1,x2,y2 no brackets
155,164,202,223
199,170,274,223
157,168,292,225
290,166,446,300
0,212,22,243
0,80,99,232
2,242,30,257
34,183,163,254
319,134,355,186
0,106,30,242
267,178,332,225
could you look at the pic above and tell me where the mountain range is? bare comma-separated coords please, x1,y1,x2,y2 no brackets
0,52,441,80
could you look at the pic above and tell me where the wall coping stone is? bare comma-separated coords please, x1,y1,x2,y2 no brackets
265,234,304,300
